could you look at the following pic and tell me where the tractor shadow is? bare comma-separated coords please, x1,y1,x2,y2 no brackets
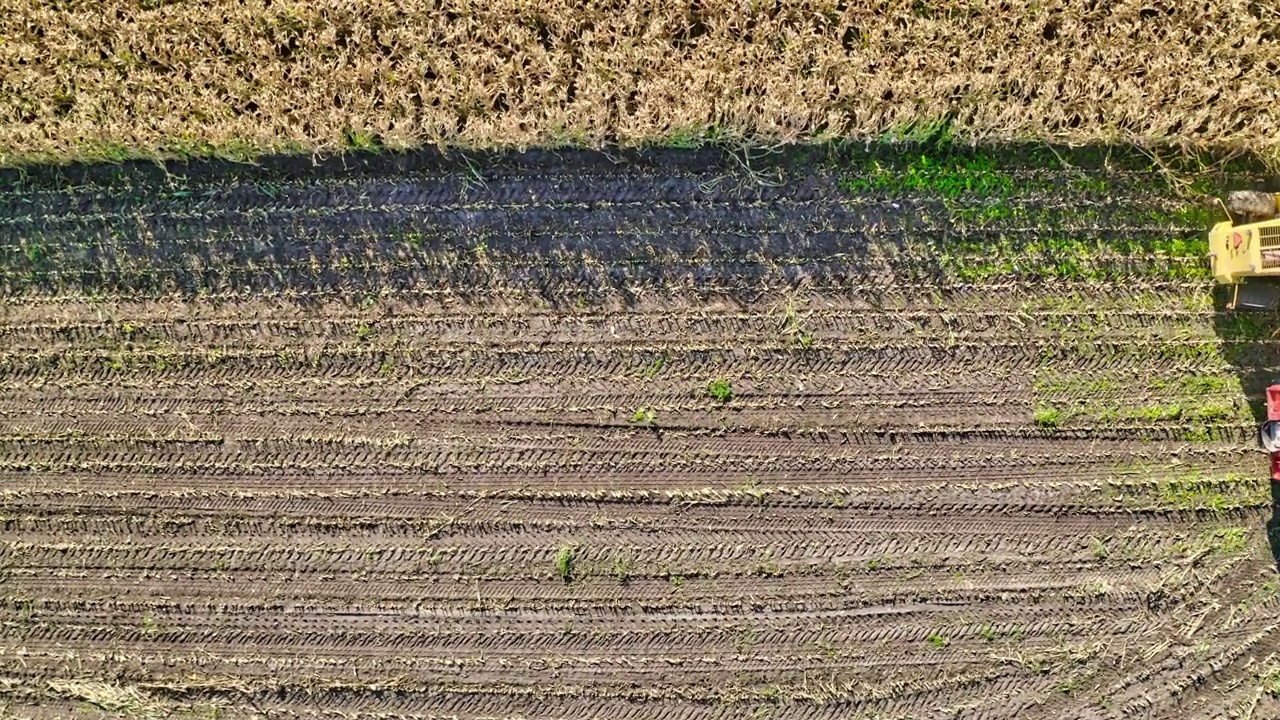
1270,484,1280,569
1212,287,1280,571
0,139,1233,308
0,144,887,309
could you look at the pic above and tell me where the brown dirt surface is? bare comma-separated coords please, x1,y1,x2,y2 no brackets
0,146,1278,719
2,0,1280,166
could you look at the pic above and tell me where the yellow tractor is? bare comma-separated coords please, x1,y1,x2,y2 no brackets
1207,192,1280,478
1210,190,1280,309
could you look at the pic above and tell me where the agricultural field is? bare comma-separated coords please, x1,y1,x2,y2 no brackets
1,143,1280,720
3,0,1279,166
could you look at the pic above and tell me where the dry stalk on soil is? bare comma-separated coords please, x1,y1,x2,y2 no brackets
2,0,1278,165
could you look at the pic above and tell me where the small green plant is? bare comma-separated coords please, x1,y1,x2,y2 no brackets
343,128,382,152
737,478,767,503
752,561,783,578
979,624,996,641
255,182,283,199
1072,175,1110,193
1033,406,1062,428
812,638,837,659
1190,402,1236,423
1096,406,1121,424
1211,527,1248,555
460,155,488,196
926,632,949,649
732,628,760,652
1261,665,1280,698
555,545,575,582
356,323,373,341
612,552,634,583
630,407,657,425
644,355,666,378
1183,424,1212,442
1081,578,1113,597
707,378,734,403
1055,675,1084,694
1179,375,1230,394
1090,537,1110,559
1135,403,1182,422
140,613,158,637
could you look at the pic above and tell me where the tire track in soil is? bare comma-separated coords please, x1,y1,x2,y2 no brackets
0,504,1226,541
0,147,1273,720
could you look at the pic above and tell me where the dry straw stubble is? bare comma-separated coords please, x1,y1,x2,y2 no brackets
1,0,1278,166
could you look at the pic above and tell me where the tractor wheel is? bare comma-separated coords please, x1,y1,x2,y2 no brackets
1260,419,1280,453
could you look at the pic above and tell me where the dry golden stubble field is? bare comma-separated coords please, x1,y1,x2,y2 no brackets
1,0,1278,166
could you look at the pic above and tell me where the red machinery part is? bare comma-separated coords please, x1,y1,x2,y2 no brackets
1268,385,1280,482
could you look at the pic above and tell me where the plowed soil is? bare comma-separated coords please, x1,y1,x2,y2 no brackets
1,147,1278,720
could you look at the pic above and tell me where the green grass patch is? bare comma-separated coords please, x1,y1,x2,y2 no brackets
1072,175,1110,193
343,128,385,153
1175,527,1250,557
1171,204,1219,229
1032,365,1249,431
1108,470,1269,511
1187,401,1240,423
928,234,1210,283
950,203,1019,224
1035,341,1224,371
842,151,1016,199
1133,403,1183,422
1158,477,1260,511
1033,406,1062,428
1216,312,1277,342
1041,399,1246,429
629,407,658,425
1172,375,1234,394
1018,291,1213,315
925,632,950,649
554,545,575,582
707,378,734,403
1262,665,1280,698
